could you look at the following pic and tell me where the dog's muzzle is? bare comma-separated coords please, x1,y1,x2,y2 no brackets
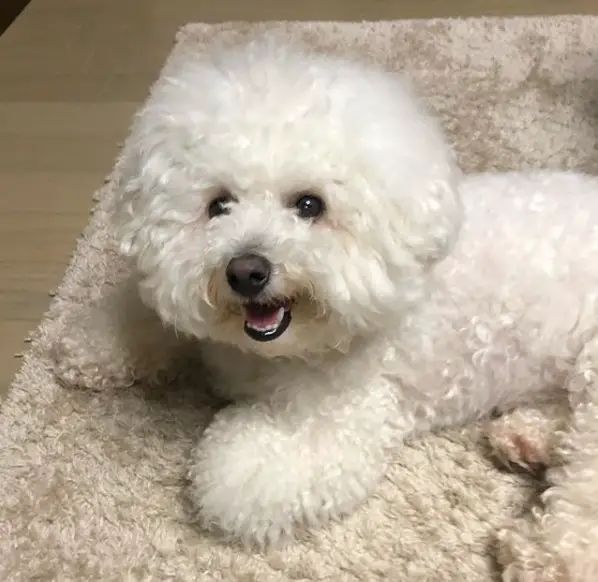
225,253,292,342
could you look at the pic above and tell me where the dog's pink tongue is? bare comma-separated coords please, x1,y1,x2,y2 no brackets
244,303,283,330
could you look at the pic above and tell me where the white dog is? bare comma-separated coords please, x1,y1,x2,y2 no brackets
53,38,598,580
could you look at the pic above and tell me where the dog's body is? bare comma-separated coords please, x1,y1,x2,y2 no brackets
52,40,598,580
190,173,598,566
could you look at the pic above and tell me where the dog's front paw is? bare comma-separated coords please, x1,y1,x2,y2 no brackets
189,405,320,547
51,331,138,390
189,402,378,548
50,283,180,390
50,302,145,390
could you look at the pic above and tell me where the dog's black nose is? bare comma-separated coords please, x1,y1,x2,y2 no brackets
226,254,271,297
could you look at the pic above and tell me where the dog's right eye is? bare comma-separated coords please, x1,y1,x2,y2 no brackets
208,194,234,219
295,193,325,220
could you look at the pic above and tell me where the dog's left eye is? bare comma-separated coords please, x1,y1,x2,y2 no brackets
295,193,325,220
208,193,234,219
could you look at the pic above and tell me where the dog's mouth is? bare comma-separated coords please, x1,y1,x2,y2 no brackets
243,298,292,342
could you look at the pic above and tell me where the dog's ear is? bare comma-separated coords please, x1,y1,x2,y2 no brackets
110,99,192,259
373,129,463,269
111,145,147,259
110,54,218,260
397,166,463,267
355,74,463,268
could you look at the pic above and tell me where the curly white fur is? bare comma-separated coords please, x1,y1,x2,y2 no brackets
53,38,598,580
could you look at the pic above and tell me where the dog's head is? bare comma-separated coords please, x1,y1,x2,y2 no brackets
114,38,462,358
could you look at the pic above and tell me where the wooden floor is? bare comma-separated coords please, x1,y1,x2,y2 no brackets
2,0,598,397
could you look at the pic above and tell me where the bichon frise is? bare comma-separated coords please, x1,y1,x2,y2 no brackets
53,38,598,580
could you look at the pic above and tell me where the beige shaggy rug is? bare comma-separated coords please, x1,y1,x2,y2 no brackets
2,16,598,582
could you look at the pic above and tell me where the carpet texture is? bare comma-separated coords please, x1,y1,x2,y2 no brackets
2,16,598,581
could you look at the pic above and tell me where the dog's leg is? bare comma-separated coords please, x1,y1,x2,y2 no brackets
50,276,181,390
498,335,598,582
188,372,398,547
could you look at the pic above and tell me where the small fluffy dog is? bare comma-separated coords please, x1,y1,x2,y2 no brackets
54,39,598,580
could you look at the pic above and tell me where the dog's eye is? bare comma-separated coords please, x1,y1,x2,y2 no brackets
208,193,234,219
295,193,325,220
